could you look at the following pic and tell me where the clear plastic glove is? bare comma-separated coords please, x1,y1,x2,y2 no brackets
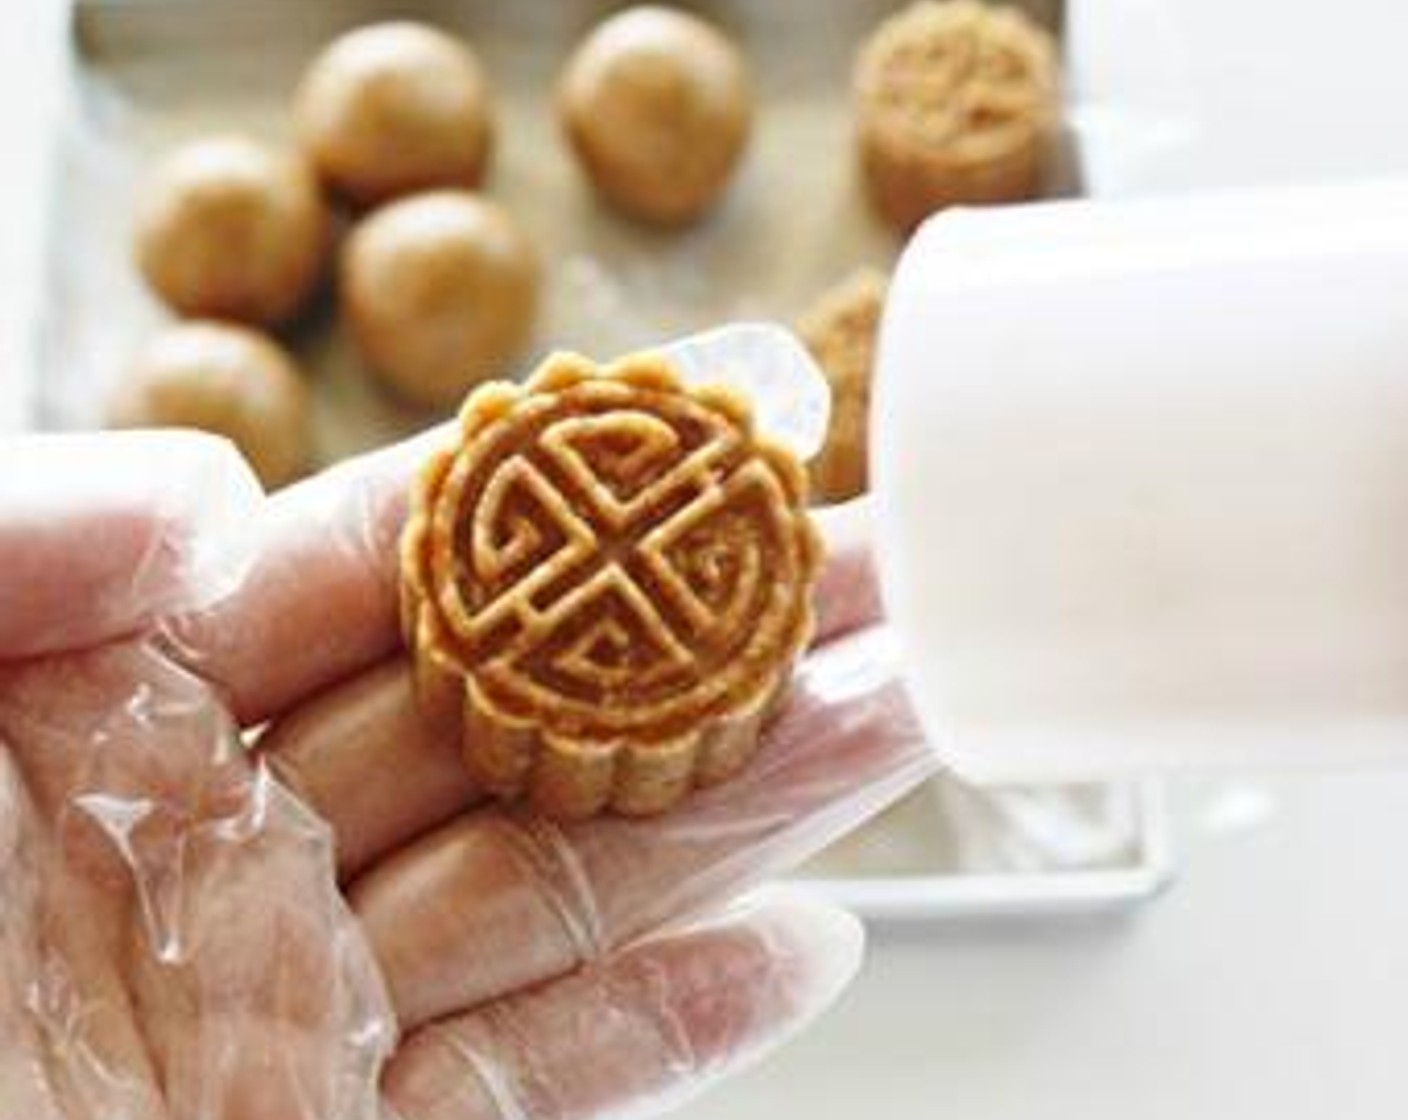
0,429,934,1120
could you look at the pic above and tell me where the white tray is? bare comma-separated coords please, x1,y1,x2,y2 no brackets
30,0,1172,920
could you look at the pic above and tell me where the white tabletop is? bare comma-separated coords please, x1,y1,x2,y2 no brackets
681,772,1408,1120
5,6,1405,1120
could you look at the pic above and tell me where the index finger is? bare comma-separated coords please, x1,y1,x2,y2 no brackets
162,428,445,725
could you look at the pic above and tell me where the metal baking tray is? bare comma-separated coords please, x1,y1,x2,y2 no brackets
32,0,1171,919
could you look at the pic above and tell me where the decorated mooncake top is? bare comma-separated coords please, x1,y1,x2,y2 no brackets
400,349,822,818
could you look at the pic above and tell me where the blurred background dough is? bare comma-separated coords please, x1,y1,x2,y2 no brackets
341,189,539,408
134,135,329,326
558,6,752,226
295,21,494,206
796,267,888,504
107,320,313,488
854,0,1057,232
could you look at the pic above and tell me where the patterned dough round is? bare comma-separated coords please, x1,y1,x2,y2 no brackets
855,0,1058,231
400,350,821,819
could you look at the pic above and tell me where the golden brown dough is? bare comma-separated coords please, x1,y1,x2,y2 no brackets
134,136,329,326
400,350,822,819
796,268,888,504
854,0,1058,233
108,321,313,488
295,22,494,206
558,6,752,226
341,190,539,409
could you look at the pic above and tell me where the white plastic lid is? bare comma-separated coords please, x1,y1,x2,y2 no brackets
874,182,1408,782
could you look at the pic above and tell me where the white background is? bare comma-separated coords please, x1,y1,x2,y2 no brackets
684,773,1408,1120
4,4,1408,1119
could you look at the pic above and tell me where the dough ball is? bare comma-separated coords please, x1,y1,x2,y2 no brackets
295,21,493,206
134,136,330,326
559,6,752,226
342,190,539,408
854,0,1058,233
796,268,888,504
109,321,313,488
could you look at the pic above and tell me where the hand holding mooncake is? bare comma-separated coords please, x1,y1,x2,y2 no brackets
400,347,822,819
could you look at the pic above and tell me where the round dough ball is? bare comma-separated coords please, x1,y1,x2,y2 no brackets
342,190,539,408
134,136,330,325
854,0,1058,233
295,22,493,206
559,6,752,226
109,321,313,488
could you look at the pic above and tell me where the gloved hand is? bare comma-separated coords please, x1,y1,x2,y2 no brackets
0,429,933,1120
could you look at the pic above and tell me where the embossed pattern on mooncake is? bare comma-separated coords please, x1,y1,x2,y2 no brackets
400,350,822,819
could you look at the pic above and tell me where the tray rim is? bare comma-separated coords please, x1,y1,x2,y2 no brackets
799,779,1173,922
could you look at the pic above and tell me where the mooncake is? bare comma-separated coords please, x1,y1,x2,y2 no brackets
400,349,821,819
855,0,1058,233
796,268,888,504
